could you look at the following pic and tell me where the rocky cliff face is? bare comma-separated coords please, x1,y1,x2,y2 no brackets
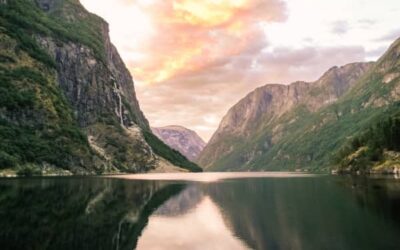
152,126,206,161
34,0,148,130
0,0,200,175
35,1,156,173
198,62,374,170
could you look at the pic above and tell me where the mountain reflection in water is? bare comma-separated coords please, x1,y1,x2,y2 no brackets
0,177,184,250
138,195,249,250
1,173,400,250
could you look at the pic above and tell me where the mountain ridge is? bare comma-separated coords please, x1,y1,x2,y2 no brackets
198,61,374,170
152,126,206,161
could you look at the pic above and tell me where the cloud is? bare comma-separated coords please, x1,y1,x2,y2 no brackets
366,46,388,59
119,0,288,84
331,20,349,35
376,28,400,42
254,46,366,82
357,19,376,27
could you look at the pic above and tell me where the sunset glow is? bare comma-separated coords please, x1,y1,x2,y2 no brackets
81,0,400,140
172,0,248,26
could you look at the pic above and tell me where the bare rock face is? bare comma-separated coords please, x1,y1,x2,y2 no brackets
198,62,373,169
32,1,157,173
152,126,206,161
37,31,149,130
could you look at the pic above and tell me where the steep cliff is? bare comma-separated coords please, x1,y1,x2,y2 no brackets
152,126,206,161
0,0,201,175
198,62,373,170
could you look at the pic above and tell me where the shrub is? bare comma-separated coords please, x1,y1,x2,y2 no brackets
16,164,42,177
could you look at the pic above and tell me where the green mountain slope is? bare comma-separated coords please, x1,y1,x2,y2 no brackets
334,107,400,174
198,37,400,172
0,0,201,175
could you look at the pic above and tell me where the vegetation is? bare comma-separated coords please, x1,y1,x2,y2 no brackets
335,105,400,172
16,164,42,177
143,130,203,172
243,90,399,172
0,0,106,66
0,65,93,171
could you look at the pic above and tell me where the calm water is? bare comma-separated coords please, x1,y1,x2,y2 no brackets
1,173,400,250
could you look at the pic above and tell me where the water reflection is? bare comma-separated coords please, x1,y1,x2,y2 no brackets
153,185,204,216
138,195,250,250
0,178,185,250
1,174,400,250
137,176,400,250
337,175,400,227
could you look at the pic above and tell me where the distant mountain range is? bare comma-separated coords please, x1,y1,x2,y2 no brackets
152,126,206,161
198,37,400,173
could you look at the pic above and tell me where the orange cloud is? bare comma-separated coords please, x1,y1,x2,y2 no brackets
123,0,287,84
172,0,248,27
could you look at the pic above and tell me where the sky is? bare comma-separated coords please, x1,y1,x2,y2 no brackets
80,0,400,141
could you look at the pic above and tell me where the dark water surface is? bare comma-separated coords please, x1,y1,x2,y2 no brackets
1,173,400,250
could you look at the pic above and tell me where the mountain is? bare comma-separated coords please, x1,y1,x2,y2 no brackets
198,62,373,170
0,0,201,176
199,37,400,172
152,126,206,161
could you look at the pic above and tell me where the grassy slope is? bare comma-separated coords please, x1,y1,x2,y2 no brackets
210,38,400,172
